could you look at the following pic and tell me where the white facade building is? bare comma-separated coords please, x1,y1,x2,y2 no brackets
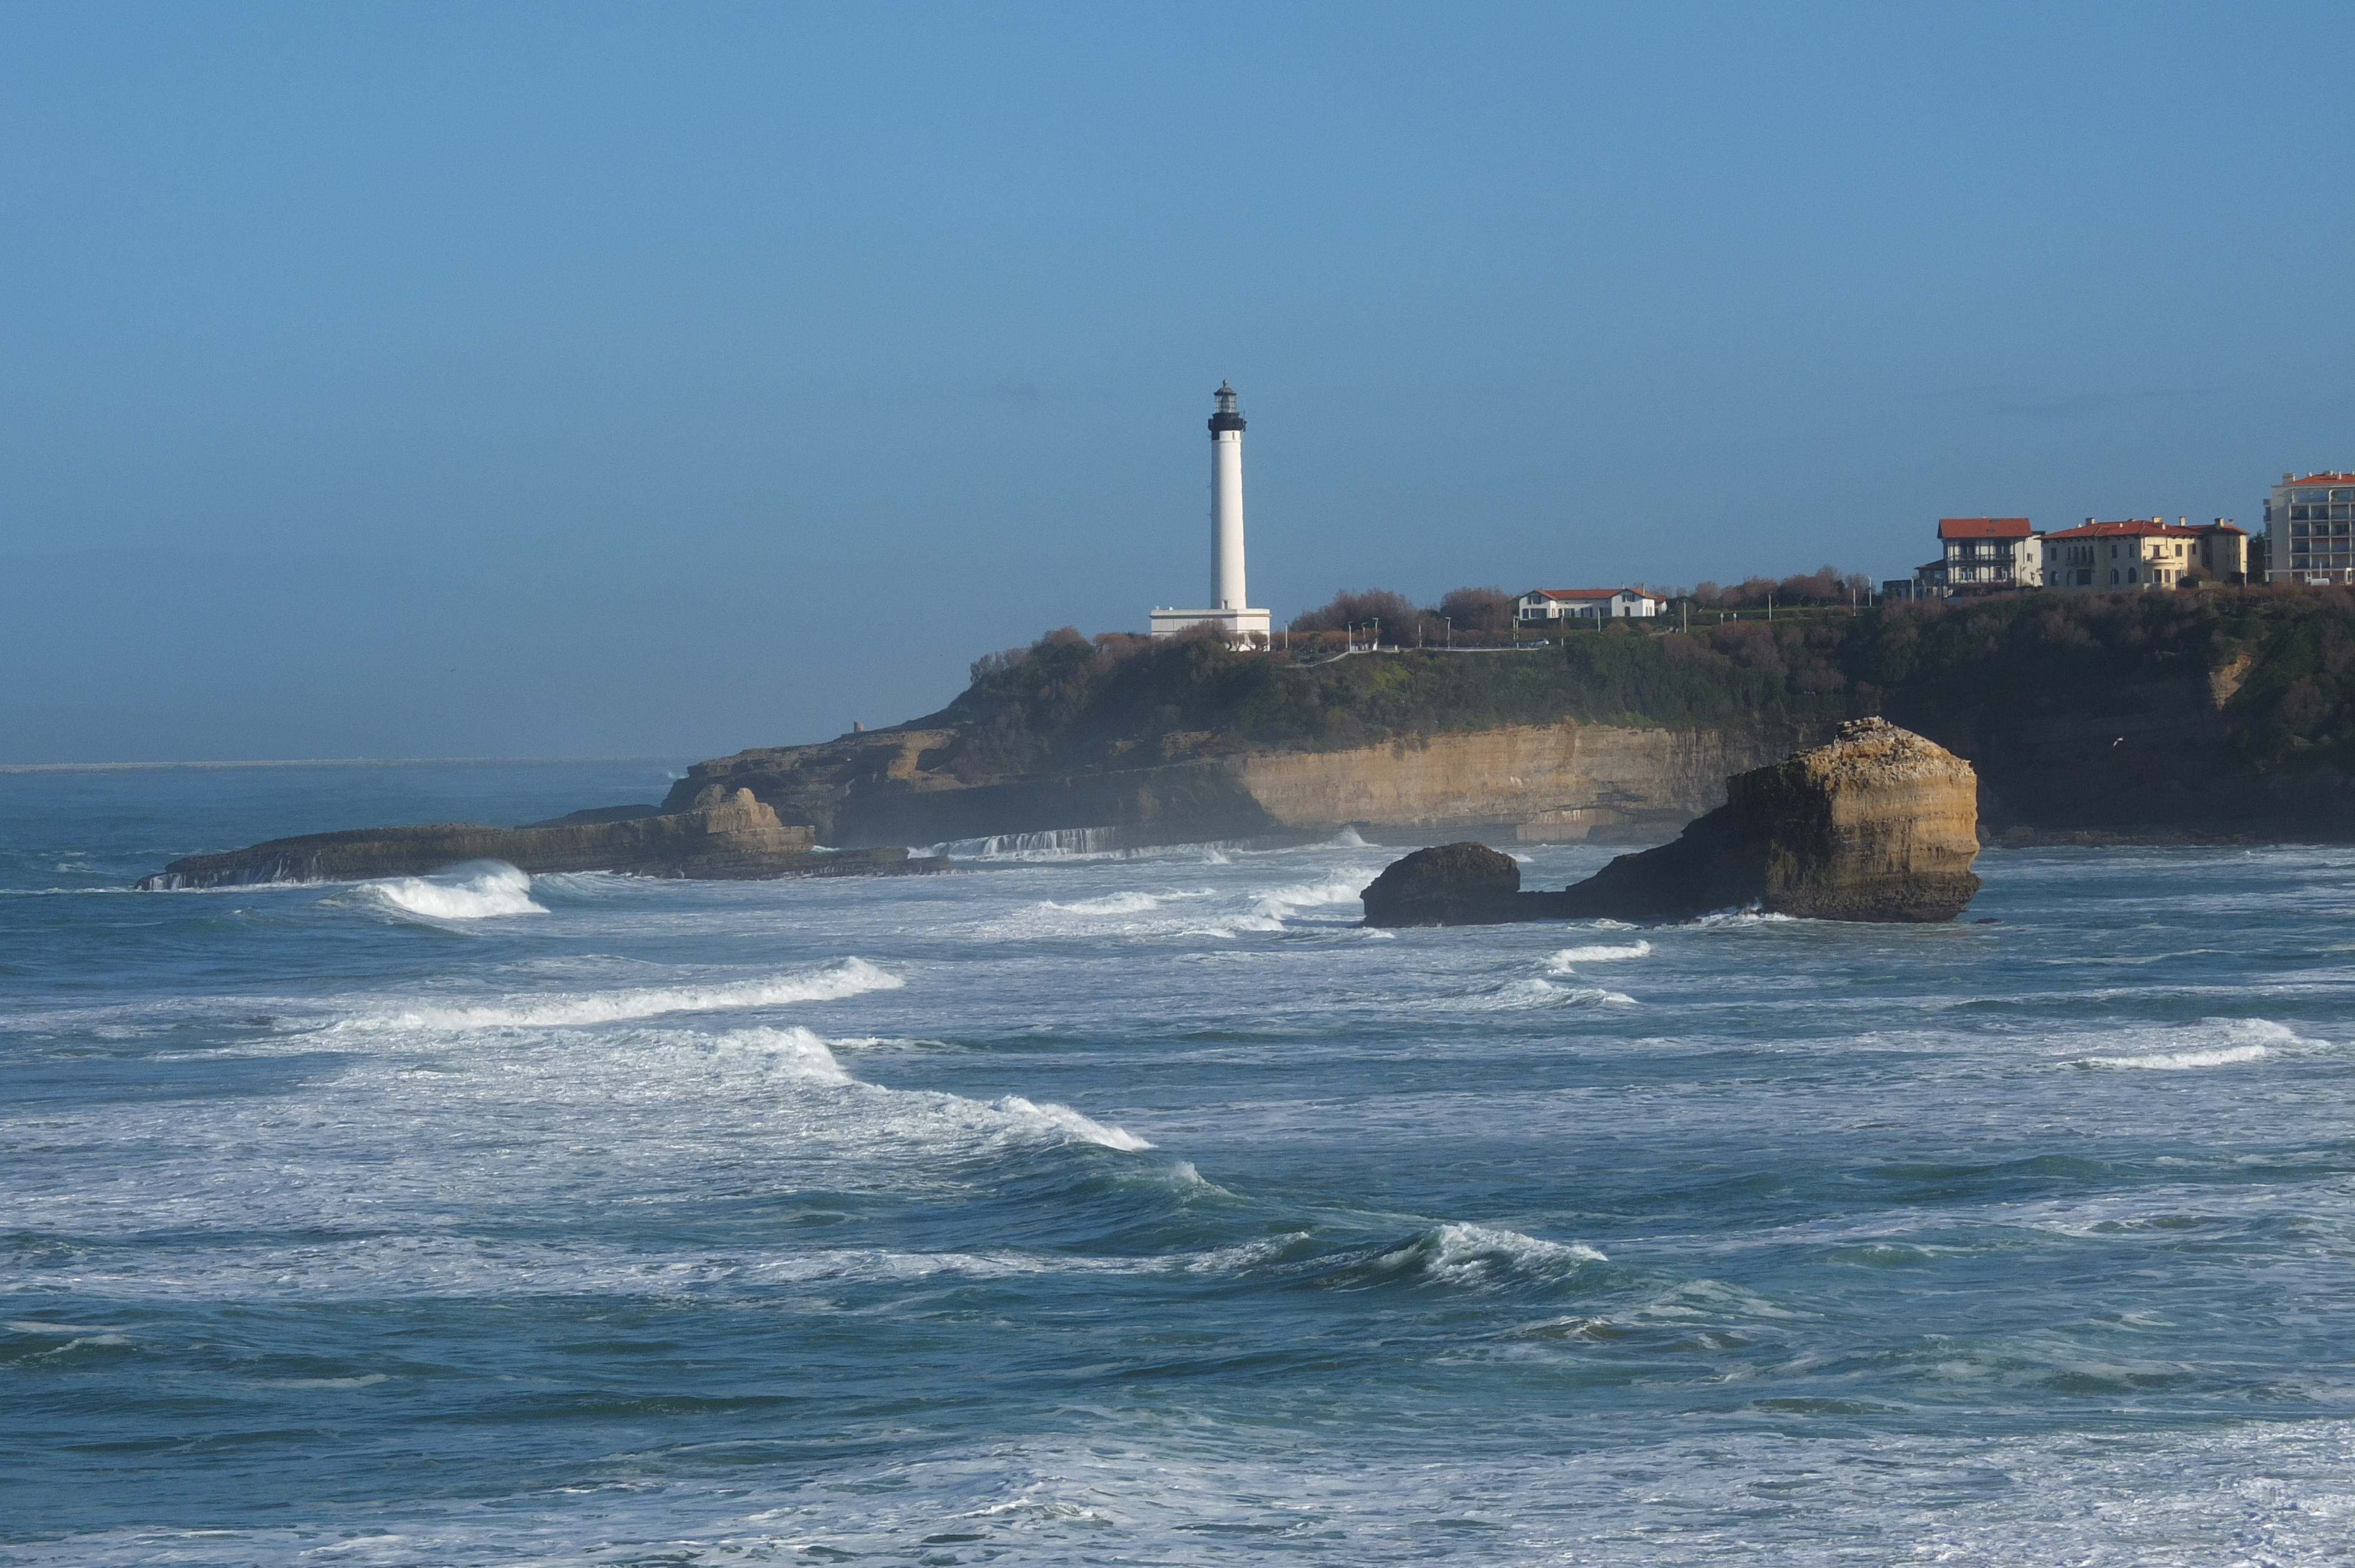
2041,517,2221,591
2266,470,2355,584
1150,383,1273,640
1929,517,2043,591
1515,588,1663,623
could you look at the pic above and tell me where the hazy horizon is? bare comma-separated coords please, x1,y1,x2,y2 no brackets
5,2,2350,764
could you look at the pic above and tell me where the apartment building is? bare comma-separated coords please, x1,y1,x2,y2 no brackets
2264,471,2355,584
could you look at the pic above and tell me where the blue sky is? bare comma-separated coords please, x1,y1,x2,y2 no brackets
3,2,2349,762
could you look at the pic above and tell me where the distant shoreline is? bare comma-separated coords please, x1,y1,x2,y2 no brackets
0,756,684,774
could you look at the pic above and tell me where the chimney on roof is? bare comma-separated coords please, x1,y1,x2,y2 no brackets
2285,473,2294,483
2085,517,2096,526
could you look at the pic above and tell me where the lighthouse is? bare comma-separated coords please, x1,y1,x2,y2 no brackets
1150,381,1273,640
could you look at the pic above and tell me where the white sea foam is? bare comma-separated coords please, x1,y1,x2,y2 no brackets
1042,891,1189,917
989,1095,1153,1151
2081,1018,2304,1070
360,861,546,921
367,956,902,1030
1329,826,1371,848
1547,940,1653,968
1248,872,1368,924
2087,1043,2271,1070
1470,977,1638,1010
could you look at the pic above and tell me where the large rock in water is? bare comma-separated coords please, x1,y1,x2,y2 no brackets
135,788,948,889
1359,841,1524,926
1360,719,1982,926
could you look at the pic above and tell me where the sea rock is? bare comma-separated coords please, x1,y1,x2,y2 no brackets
134,788,950,889
1358,841,1523,926
1359,719,1983,926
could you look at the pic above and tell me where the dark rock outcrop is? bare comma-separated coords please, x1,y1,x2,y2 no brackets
1359,841,1524,926
1362,719,1982,926
135,788,948,889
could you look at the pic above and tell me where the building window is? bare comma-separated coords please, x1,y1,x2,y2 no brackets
2109,568,2120,585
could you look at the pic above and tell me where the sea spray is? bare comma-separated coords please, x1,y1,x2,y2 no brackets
359,861,546,921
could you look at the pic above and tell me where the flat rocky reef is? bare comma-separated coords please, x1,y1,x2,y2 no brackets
135,787,948,889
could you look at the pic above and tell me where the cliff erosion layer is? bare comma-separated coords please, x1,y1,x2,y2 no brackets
664,718,1835,851
137,788,946,889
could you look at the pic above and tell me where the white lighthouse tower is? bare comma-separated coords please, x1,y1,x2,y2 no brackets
1150,381,1272,641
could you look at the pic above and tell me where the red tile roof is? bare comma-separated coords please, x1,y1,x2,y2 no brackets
1938,517,2034,540
2286,473,2355,486
2043,518,2204,540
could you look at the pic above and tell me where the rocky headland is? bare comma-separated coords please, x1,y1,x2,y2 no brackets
135,787,945,889
651,586,2355,856
138,586,2355,888
1361,719,1983,925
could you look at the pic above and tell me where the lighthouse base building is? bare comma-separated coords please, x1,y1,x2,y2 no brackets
1150,606,1271,639
1151,381,1271,642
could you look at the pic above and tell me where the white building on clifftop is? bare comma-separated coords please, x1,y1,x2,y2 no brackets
1150,383,1272,640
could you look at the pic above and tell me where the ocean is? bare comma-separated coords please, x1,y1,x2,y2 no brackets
4,759,2353,1566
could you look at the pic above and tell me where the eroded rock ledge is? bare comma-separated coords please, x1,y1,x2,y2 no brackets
135,788,948,889
1362,719,1983,926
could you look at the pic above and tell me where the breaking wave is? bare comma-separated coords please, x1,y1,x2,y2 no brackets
989,1095,1153,1151
1311,1224,1607,1292
1248,873,1369,925
1547,940,1653,968
368,956,903,1030
1469,977,1638,1010
359,861,545,921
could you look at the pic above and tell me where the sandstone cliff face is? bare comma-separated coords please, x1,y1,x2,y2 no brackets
1553,718,1982,922
136,789,945,889
667,719,1833,850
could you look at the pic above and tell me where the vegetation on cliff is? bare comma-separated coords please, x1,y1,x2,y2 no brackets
937,586,2355,809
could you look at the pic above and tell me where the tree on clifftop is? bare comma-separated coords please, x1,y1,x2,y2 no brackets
1289,589,1423,635
1437,586,1515,633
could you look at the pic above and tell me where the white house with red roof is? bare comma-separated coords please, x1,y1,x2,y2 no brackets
1514,587,1663,624
2041,517,2248,591
2266,471,2355,583
1923,517,2042,593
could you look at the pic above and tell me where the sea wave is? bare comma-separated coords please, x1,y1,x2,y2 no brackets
988,1095,1153,1151
2079,1018,2305,1070
1248,872,1369,924
1467,977,1638,1010
356,861,546,921
1547,939,1653,968
365,956,903,1030
1312,1223,1607,1292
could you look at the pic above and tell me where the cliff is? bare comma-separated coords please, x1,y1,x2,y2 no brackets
665,717,1833,849
140,585,2355,889
135,788,946,889
672,586,2355,852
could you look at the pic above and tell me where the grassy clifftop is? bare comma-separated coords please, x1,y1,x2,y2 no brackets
928,587,2355,833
